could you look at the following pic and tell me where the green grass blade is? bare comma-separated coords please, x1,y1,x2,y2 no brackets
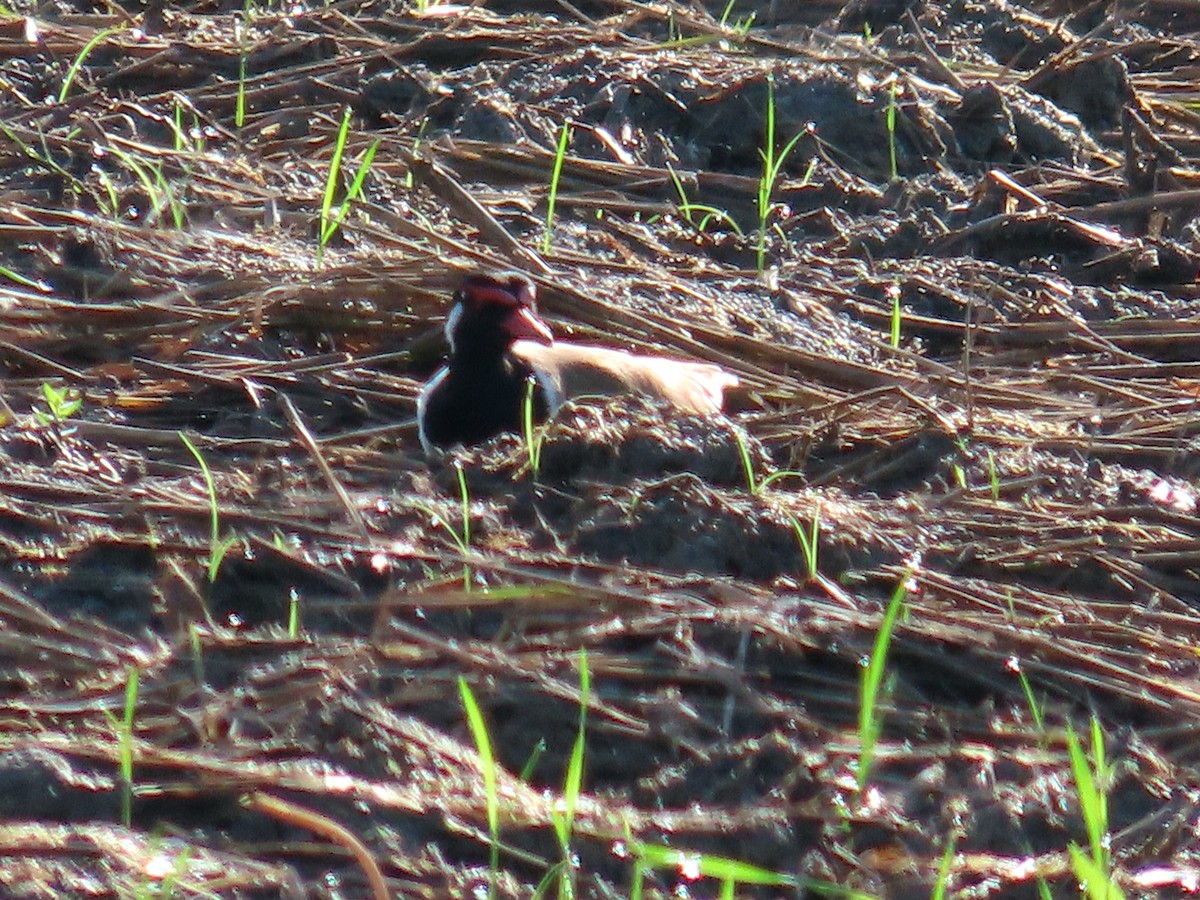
459,677,500,899
931,833,956,900
541,121,572,254
886,81,899,180
59,27,124,103
180,432,228,583
857,573,909,790
327,137,381,236
733,428,757,494
118,665,139,826
633,844,794,886
523,376,543,476
236,55,247,129
320,108,352,245
1066,722,1104,865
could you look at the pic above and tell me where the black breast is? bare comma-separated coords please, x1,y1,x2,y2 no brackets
421,354,549,449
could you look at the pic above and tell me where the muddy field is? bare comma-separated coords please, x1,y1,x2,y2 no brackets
3,0,1200,896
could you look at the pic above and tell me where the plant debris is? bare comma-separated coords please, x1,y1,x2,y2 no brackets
3,0,1200,896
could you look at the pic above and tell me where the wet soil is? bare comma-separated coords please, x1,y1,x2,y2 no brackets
4,0,1200,897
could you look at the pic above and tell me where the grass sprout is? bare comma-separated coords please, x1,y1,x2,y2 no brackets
887,280,902,348
630,842,876,898
522,376,547,478
459,677,500,900
857,570,910,791
59,26,125,103
236,54,247,130
666,162,744,236
788,510,821,582
172,100,187,152
756,74,805,271
318,107,381,262
1,123,72,181
0,265,48,291
549,647,590,899
106,146,186,227
733,428,804,496
101,666,139,827
932,834,957,900
1066,717,1122,900
1013,660,1045,735
885,80,899,181
519,738,546,782
411,461,472,588
631,843,795,895
180,433,238,584
541,120,572,254
718,0,755,34
287,587,301,638
38,382,82,423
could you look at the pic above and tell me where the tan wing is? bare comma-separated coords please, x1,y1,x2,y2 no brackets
510,340,738,415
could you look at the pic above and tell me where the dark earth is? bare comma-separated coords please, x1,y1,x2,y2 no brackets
3,0,1200,896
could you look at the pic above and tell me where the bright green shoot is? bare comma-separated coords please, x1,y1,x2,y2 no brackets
733,428,804,496
153,163,187,228
105,146,186,228
411,461,472,587
169,102,205,156
857,571,910,792
318,107,381,262
0,264,48,291
541,121,572,254
756,75,805,271
172,101,186,152
179,433,238,583
788,511,820,582
987,449,1000,501
666,163,744,236
287,587,300,638
459,677,500,900
931,834,957,900
38,382,82,423
953,436,970,489
1,122,74,185
522,376,546,478
632,843,796,896
550,647,590,899
59,27,125,103
888,281,901,348
718,0,755,34
1066,717,1122,900
886,80,899,181
404,117,430,189
236,55,247,130
102,666,139,827
1014,661,1045,736
519,738,546,782
456,461,471,548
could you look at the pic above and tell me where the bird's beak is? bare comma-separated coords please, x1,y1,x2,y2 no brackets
507,306,554,344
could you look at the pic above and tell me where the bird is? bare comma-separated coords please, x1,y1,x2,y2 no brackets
417,271,739,453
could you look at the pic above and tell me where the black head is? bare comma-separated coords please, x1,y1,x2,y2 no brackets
445,272,553,357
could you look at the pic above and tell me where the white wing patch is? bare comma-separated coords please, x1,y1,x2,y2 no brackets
442,302,463,354
416,366,449,455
